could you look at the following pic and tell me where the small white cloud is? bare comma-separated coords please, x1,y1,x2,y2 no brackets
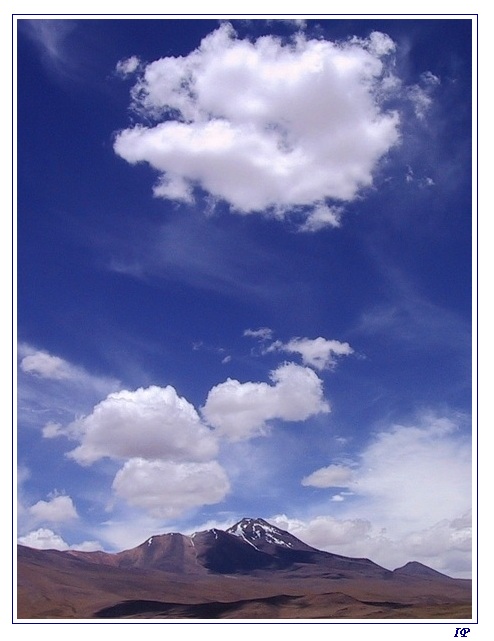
18,528,102,552
243,327,274,340
367,31,396,56
269,336,354,370
299,204,342,232
20,351,74,380
18,528,70,550
421,70,441,86
112,458,230,519
407,71,440,119
70,540,104,552
42,422,64,438
28,494,78,523
18,343,120,399
301,464,354,488
405,167,435,188
271,514,371,548
116,55,141,77
202,362,329,441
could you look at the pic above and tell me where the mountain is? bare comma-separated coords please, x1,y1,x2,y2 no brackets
17,517,472,620
64,517,390,579
392,561,456,580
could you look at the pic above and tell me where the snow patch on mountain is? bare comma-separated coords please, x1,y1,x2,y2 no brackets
228,518,294,548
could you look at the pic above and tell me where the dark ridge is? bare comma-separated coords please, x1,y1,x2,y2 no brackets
94,600,174,618
362,600,410,609
93,594,299,619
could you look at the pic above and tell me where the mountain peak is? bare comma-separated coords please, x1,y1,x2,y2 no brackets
228,517,288,540
393,561,452,580
226,517,313,552
231,517,272,529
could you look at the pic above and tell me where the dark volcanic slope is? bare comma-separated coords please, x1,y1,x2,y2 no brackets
190,518,391,578
17,517,472,620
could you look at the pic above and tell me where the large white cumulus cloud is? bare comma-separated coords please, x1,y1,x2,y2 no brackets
202,362,329,440
41,360,331,521
53,385,229,521
114,24,400,224
67,385,218,465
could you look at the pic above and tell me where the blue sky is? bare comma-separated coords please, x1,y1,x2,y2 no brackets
16,16,473,578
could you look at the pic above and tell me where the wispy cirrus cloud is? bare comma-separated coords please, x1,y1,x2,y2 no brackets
17,344,121,431
302,412,471,526
295,411,472,576
19,19,77,74
407,71,440,119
